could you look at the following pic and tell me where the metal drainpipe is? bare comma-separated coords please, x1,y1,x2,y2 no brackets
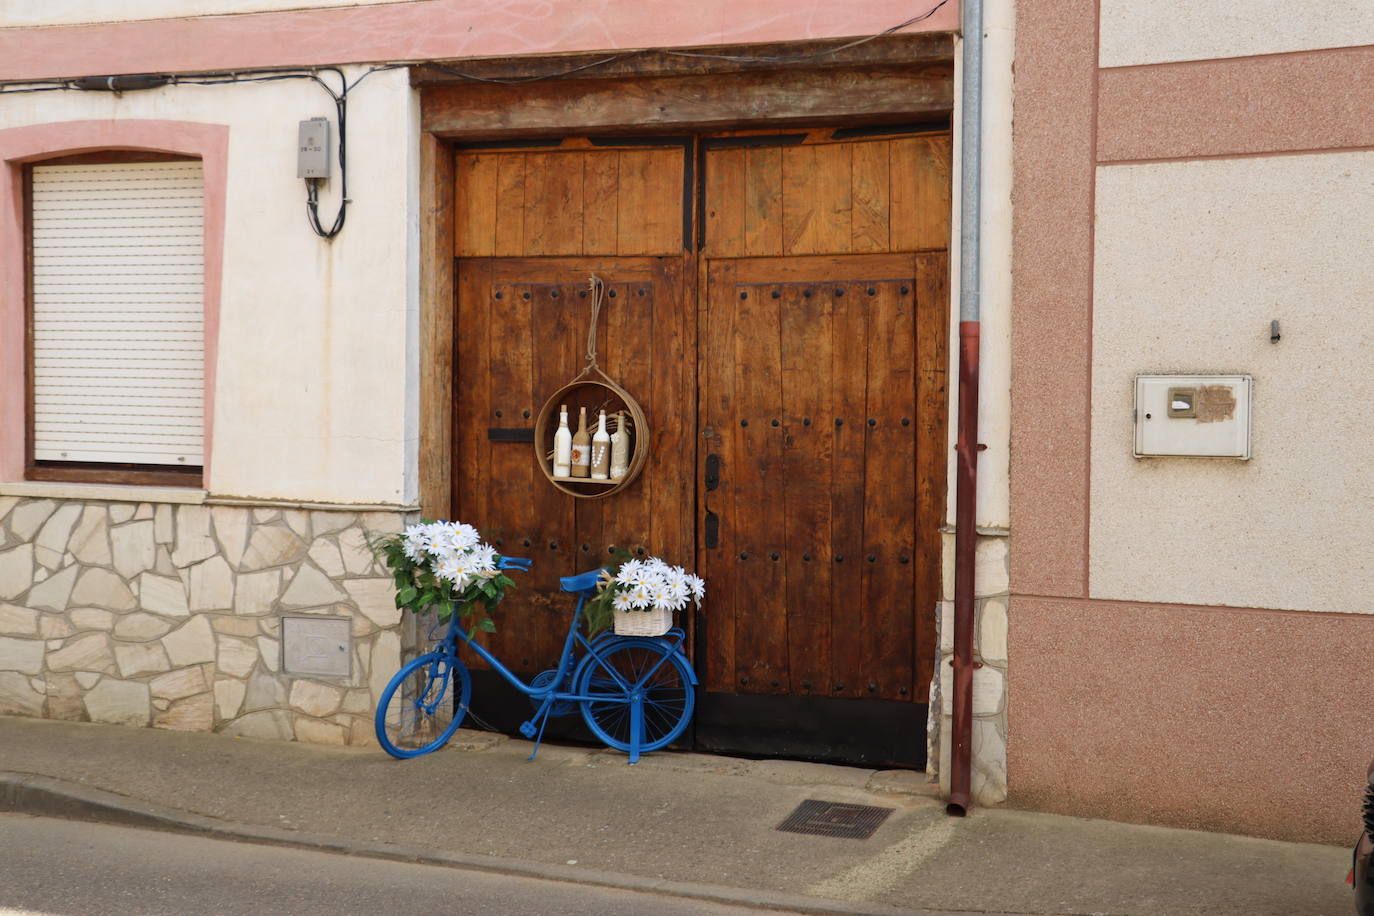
947,0,983,818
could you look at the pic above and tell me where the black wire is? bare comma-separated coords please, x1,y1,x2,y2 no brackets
0,64,387,239
428,0,950,85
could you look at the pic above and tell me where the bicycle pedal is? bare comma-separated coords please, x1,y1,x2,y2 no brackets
518,721,537,739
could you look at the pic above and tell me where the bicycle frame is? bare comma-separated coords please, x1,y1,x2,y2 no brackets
425,559,692,762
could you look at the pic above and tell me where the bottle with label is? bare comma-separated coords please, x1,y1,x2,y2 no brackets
610,410,630,480
591,409,611,480
553,404,572,478
571,407,591,478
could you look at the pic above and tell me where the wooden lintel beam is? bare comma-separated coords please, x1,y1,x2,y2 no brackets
410,32,954,86
421,65,953,139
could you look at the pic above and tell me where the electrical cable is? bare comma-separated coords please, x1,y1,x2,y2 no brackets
0,63,397,239
428,0,950,84
0,1,950,231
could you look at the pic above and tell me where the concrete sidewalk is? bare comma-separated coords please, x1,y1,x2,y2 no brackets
0,716,1353,915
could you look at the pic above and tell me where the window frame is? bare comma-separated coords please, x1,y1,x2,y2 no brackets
23,150,206,488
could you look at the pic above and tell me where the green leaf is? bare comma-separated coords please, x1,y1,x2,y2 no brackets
478,616,496,633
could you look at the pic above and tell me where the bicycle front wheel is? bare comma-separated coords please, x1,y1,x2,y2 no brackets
575,637,695,755
374,652,471,758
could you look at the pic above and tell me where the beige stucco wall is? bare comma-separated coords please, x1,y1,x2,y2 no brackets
1099,0,1374,67
0,67,418,505
1090,151,1374,614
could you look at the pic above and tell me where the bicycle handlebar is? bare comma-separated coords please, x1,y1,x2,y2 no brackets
498,556,532,571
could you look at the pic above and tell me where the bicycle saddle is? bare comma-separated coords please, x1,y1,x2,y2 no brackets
559,568,605,596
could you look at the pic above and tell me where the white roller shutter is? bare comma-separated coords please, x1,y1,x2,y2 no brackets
31,161,204,467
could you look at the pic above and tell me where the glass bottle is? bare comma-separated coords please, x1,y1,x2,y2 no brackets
553,404,572,478
591,410,611,480
571,407,591,478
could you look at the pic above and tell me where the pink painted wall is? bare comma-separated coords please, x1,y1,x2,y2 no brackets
0,0,958,81
0,121,229,483
1012,0,1374,843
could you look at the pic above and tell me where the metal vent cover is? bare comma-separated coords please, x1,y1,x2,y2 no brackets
776,799,893,840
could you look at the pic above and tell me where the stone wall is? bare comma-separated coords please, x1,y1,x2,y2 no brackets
0,496,404,745
932,530,1010,805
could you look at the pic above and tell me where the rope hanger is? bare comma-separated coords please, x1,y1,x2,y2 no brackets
575,274,615,384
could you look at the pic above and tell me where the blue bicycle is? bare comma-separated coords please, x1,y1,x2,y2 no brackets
374,557,697,763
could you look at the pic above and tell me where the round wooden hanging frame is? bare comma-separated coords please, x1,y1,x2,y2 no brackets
533,276,650,500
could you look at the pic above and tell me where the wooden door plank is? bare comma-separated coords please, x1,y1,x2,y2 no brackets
493,154,526,256
732,277,789,695
454,260,493,528
890,135,952,252
646,262,693,568
704,148,746,258
522,152,584,256
914,251,950,703
582,151,620,255
617,149,682,256
596,275,650,558
861,277,918,701
743,147,783,257
827,276,868,700
850,141,890,253
780,281,833,697
421,137,455,520
812,143,854,255
702,260,738,692
523,279,580,667
454,152,498,257
780,145,817,256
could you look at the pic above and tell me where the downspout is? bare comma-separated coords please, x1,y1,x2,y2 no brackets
947,0,983,818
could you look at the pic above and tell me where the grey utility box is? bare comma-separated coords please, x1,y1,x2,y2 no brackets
1134,374,1253,459
280,616,351,678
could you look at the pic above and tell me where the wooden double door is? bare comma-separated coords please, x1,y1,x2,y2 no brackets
451,130,949,767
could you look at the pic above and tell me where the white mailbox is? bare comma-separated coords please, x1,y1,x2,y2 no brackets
1134,374,1252,459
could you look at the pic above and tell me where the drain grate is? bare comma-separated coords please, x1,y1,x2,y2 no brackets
776,799,894,840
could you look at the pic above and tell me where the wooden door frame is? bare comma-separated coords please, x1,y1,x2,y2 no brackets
417,32,955,518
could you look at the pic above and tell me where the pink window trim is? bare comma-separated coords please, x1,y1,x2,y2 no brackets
0,119,228,484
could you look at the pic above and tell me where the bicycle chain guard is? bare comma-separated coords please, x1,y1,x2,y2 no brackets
529,669,576,717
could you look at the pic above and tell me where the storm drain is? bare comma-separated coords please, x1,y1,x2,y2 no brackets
776,800,893,840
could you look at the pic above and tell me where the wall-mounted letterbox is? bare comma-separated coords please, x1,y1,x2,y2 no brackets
1134,375,1252,459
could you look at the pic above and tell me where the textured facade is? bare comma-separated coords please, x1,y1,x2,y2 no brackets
0,496,403,744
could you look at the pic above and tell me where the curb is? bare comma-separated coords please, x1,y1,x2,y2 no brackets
0,770,958,916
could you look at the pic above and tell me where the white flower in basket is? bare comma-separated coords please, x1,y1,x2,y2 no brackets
588,556,705,637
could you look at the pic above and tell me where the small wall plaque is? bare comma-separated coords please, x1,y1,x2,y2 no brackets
281,616,352,678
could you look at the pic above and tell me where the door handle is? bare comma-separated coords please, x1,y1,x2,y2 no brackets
705,454,720,491
705,510,720,550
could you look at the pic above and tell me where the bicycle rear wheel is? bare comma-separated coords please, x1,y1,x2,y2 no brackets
374,651,471,758
574,637,694,755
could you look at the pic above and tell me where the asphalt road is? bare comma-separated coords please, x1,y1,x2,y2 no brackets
0,813,790,916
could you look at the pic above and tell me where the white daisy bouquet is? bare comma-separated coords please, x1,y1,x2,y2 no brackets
376,519,515,632
584,553,705,636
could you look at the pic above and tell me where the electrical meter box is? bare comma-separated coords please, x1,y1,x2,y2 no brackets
1134,374,1252,459
297,117,331,179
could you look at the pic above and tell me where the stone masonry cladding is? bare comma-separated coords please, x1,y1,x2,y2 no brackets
0,496,404,747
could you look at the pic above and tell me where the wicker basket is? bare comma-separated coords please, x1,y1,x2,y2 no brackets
613,606,673,637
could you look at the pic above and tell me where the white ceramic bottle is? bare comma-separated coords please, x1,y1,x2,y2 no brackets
591,409,611,480
553,404,572,478
609,410,629,480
